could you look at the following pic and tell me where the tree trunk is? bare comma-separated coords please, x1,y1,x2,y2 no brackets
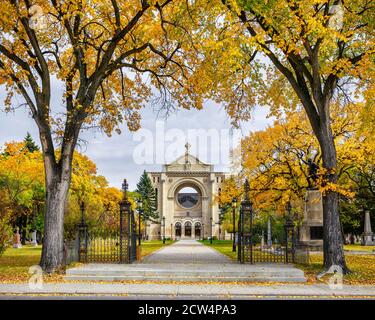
319,118,349,273
40,161,71,273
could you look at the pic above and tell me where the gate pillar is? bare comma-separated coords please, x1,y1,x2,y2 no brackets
78,201,88,263
238,179,254,264
120,179,132,264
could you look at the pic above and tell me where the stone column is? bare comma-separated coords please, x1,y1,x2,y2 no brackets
267,218,272,247
362,210,374,246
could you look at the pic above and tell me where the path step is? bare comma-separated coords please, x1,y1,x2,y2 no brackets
64,275,306,282
65,264,307,283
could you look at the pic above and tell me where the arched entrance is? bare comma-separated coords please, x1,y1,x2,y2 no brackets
175,222,181,239
194,222,201,239
184,221,192,237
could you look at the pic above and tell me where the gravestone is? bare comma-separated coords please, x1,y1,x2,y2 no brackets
13,227,22,249
362,210,374,246
298,190,323,251
30,230,38,246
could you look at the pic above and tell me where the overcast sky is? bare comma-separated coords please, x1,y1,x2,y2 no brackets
0,84,273,190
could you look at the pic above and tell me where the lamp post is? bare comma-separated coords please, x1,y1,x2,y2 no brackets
136,199,143,246
232,197,237,252
170,223,173,240
202,223,205,241
219,220,221,240
162,217,166,244
210,217,213,244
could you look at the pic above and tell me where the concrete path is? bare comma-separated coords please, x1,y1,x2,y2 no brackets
0,283,374,299
141,239,232,264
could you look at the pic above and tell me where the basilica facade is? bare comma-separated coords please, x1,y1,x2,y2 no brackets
146,144,228,240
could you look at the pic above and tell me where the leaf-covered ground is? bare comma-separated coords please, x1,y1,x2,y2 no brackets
0,241,173,284
0,245,63,283
200,240,375,285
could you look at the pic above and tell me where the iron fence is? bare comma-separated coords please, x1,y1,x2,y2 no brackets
78,179,137,264
238,180,296,264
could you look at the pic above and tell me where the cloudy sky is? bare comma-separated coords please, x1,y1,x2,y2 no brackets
0,83,273,190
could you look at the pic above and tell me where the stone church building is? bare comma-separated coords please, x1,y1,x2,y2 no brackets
146,144,228,240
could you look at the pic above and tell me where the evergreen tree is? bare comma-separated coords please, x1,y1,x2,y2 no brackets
136,170,158,220
23,132,40,153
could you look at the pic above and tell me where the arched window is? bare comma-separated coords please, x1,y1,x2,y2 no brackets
184,221,192,237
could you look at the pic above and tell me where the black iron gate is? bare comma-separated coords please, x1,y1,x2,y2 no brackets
238,180,296,264
78,179,137,264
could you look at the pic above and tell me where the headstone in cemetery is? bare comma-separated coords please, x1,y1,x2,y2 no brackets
13,227,22,249
31,230,38,246
362,210,374,246
298,190,323,251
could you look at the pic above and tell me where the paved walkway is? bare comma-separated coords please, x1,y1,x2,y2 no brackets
142,239,232,264
0,283,374,299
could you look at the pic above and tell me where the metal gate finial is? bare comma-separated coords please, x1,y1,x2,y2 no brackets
122,179,129,200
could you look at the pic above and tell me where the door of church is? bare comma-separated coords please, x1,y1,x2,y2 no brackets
195,223,201,239
184,222,192,237
175,222,181,239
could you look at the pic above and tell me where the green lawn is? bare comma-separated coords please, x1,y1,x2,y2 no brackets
344,244,375,252
140,239,174,259
198,239,237,260
200,239,375,285
0,245,59,283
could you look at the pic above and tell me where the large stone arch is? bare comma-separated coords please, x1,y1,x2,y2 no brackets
167,177,209,200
